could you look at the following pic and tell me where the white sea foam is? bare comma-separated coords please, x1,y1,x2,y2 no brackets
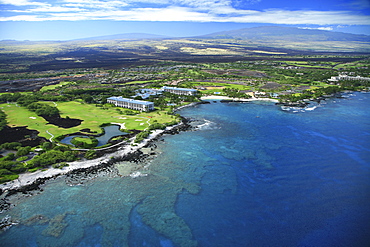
281,103,320,112
196,119,219,130
305,106,318,111
130,171,147,178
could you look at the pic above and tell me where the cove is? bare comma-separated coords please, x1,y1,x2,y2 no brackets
60,125,128,147
1,92,369,247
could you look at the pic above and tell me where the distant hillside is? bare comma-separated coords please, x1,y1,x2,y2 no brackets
74,33,170,41
199,26,370,42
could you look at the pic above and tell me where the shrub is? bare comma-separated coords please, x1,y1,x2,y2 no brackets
16,156,28,162
27,102,60,116
0,109,7,132
42,142,53,150
54,135,66,142
10,163,26,173
134,130,151,143
0,142,21,150
1,153,15,161
16,146,31,157
28,167,41,173
53,145,71,152
0,169,19,183
148,122,166,130
28,150,66,168
52,162,69,169
84,150,97,160
71,136,98,148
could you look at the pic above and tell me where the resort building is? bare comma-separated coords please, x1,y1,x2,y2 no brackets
107,96,154,112
134,88,163,99
162,86,197,96
328,74,370,82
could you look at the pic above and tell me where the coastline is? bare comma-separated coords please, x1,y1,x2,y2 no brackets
0,98,278,194
0,119,190,194
200,95,279,103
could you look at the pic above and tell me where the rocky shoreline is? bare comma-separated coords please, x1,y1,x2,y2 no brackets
275,91,367,108
0,93,360,220
0,116,192,216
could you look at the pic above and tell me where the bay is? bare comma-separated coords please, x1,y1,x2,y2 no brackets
1,92,369,247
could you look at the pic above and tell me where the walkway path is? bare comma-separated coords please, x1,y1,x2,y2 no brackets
71,139,130,152
144,118,151,131
46,130,54,142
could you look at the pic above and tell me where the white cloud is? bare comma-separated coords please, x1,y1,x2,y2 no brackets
350,0,370,9
0,0,47,6
174,0,231,8
12,6,82,13
61,0,129,9
224,10,370,25
1,0,370,26
316,27,334,31
299,27,334,31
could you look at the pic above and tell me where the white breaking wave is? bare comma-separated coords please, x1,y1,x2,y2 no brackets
130,171,147,178
281,104,320,113
195,119,219,130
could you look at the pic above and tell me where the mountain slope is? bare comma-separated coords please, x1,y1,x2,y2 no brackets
199,26,370,42
74,33,170,41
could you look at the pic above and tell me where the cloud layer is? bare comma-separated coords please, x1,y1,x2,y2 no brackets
1,0,369,25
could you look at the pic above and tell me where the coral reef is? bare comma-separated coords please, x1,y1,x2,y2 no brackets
42,213,68,238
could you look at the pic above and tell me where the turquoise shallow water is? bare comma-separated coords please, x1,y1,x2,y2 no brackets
1,92,370,247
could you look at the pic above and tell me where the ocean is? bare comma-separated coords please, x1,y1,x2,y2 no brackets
1,92,369,247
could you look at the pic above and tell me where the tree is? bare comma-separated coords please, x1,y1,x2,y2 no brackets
84,150,97,160
42,142,53,150
2,153,15,161
0,142,21,150
16,146,31,157
27,102,60,116
0,110,7,131
28,150,65,168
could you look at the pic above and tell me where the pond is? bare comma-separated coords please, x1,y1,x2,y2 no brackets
60,125,128,147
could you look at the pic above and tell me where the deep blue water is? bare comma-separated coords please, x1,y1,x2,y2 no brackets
1,92,369,247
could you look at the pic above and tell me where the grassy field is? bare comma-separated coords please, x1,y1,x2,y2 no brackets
40,81,75,92
280,61,336,68
1,101,178,140
180,47,243,55
180,81,255,95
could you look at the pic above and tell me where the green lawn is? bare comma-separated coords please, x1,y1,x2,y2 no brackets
186,81,249,91
1,101,178,141
40,81,75,92
73,136,94,144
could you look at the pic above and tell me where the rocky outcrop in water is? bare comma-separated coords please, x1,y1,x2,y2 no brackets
0,215,18,232
275,101,310,108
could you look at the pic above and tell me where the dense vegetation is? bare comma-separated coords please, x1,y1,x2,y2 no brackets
0,141,79,183
26,102,60,116
0,109,7,131
0,54,369,183
70,136,98,148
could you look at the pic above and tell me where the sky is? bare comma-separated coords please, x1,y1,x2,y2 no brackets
0,0,370,40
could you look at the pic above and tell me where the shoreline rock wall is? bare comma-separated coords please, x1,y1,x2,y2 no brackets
0,116,193,213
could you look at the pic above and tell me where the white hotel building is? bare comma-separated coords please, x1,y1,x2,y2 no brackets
162,86,197,96
107,96,154,112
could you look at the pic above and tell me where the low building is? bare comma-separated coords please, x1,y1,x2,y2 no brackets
107,96,154,112
162,86,197,96
254,91,267,98
134,88,163,99
328,74,370,82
